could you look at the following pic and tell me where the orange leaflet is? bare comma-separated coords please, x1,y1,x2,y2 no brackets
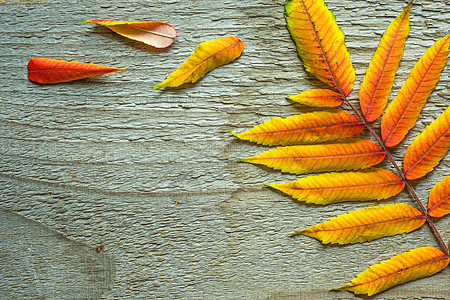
83,19,176,49
27,57,127,84
231,110,363,146
153,36,244,89
428,176,450,218
359,1,411,122
286,89,343,107
334,246,449,296
285,0,355,97
268,168,404,205
381,34,450,147
240,138,385,175
295,203,425,244
403,106,450,180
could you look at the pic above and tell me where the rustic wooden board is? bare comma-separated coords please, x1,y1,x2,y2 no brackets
0,0,449,299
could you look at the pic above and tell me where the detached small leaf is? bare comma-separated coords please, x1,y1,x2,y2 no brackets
27,57,127,84
403,106,450,180
153,36,244,89
269,168,404,205
428,176,450,218
287,89,343,107
83,19,177,48
240,138,385,175
381,34,450,147
231,110,363,146
334,246,449,296
295,203,425,244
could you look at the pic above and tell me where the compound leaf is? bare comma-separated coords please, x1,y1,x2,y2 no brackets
231,110,363,146
285,0,355,96
269,168,404,205
334,246,449,296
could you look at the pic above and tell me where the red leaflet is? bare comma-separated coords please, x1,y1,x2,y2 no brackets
27,58,127,84
83,19,177,49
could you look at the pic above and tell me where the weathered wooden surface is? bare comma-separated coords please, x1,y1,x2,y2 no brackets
0,0,449,299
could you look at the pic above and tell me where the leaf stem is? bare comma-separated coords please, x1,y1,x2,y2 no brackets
342,95,449,256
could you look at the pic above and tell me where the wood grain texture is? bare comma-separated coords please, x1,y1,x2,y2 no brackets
0,0,448,299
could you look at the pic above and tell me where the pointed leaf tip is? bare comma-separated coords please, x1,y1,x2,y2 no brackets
287,89,343,108
381,34,450,147
335,246,449,296
83,19,177,48
153,36,244,89
27,57,126,84
359,1,411,122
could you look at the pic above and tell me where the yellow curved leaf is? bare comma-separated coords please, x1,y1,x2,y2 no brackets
240,138,385,175
359,1,411,122
334,246,449,296
286,89,343,107
295,203,425,244
153,36,244,89
83,19,177,48
403,106,450,180
428,176,450,218
269,168,404,205
285,0,355,96
381,34,450,147
231,110,363,146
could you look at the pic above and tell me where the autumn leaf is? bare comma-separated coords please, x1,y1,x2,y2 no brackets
403,106,450,180
285,0,355,96
381,34,450,147
359,1,411,122
153,36,244,89
231,110,363,146
240,138,385,175
83,19,177,49
334,246,449,296
294,203,425,244
286,89,343,107
428,176,450,218
268,168,404,205
27,57,127,84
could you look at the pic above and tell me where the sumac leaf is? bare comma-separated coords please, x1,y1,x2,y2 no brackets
27,57,127,84
286,89,343,107
240,138,385,175
269,168,404,205
428,176,450,218
334,246,449,296
231,110,364,146
153,36,244,89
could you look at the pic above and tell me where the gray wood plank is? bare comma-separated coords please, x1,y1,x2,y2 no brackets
0,0,449,299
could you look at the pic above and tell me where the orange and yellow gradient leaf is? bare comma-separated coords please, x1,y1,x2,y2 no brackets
153,36,244,89
287,89,343,107
428,176,450,218
403,106,450,180
268,168,404,205
285,0,355,96
334,246,449,296
231,110,363,146
359,1,411,122
295,203,425,244
27,57,127,84
240,138,385,175
381,34,450,147
83,19,177,49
